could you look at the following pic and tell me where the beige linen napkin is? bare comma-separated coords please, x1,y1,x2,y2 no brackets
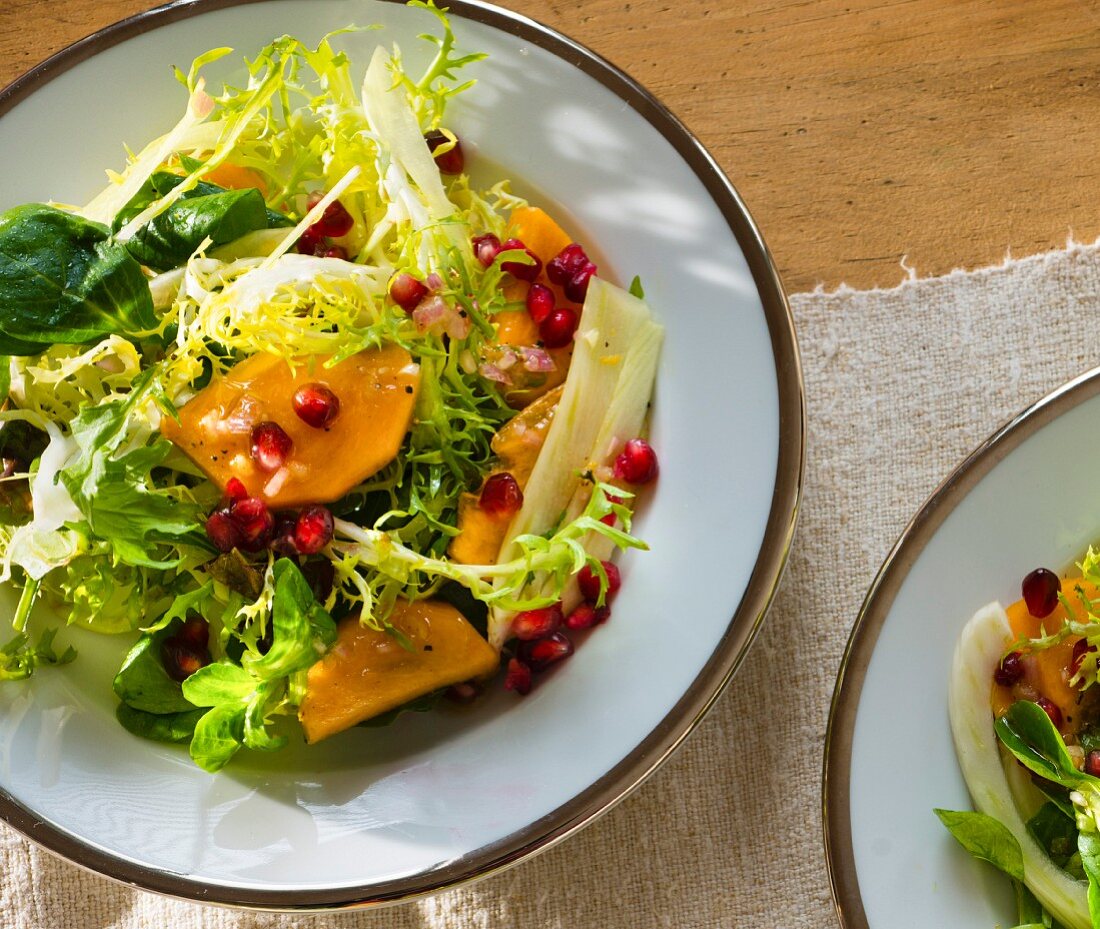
7,243,1100,928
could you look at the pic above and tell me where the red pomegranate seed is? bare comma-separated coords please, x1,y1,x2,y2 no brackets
161,640,209,683
310,198,354,238
613,438,659,485
177,616,209,650
229,497,275,551
526,282,555,324
473,233,503,268
539,306,579,349
1022,568,1061,618
564,261,597,303
293,383,341,429
1073,638,1098,679
389,272,429,312
993,651,1025,686
1086,751,1100,777
512,604,563,641
250,421,293,472
522,631,574,670
577,561,621,605
205,510,243,553
424,129,465,174
294,505,334,555
504,657,532,695
499,238,542,282
564,602,611,630
225,477,249,502
270,511,300,557
296,225,326,256
1036,696,1063,729
480,472,523,517
321,245,348,261
446,680,482,703
546,243,589,285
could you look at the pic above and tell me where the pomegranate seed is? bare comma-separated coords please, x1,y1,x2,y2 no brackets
229,497,275,552
993,651,1025,686
546,244,589,285
270,511,300,557
504,657,532,695
294,505,334,554
521,631,574,670
480,472,523,517
1073,638,1098,679
296,225,326,256
1036,696,1063,729
499,238,542,282
473,233,502,268
446,680,482,703
225,477,249,502
613,438,659,485
564,261,597,303
161,640,209,683
424,129,465,174
526,282,555,324
250,421,293,472
177,616,209,650
512,604,563,641
1086,751,1100,777
205,510,243,553
565,602,611,630
600,492,625,527
389,272,429,312
539,306,579,349
577,561,621,605
1022,568,1061,618
321,245,348,261
310,198,354,238
293,383,341,429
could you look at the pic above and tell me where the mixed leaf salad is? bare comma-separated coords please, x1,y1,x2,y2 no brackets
937,555,1100,928
0,2,663,772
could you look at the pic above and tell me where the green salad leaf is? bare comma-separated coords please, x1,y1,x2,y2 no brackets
115,171,292,272
0,204,155,353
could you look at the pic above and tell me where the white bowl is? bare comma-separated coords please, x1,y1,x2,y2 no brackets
0,0,802,908
825,367,1100,927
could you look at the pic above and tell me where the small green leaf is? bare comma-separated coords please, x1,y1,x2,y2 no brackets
116,703,204,743
181,661,255,707
996,701,1081,786
628,275,645,299
934,808,1026,881
189,702,246,772
1027,802,1079,869
243,559,336,680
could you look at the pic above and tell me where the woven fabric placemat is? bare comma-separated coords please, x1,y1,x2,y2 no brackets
6,243,1100,928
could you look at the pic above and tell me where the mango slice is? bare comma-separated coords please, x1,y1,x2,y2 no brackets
448,385,561,565
162,345,419,508
298,599,498,743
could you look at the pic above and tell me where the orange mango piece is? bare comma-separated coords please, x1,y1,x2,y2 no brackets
298,599,498,743
202,162,269,197
162,345,419,509
448,386,562,565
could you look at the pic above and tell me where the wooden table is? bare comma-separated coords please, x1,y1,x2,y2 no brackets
4,0,1099,293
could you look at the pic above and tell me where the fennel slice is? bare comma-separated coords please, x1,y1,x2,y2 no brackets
487,277,657,647
948,601,1090,927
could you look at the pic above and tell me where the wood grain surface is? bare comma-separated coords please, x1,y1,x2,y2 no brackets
4,0,1100,292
